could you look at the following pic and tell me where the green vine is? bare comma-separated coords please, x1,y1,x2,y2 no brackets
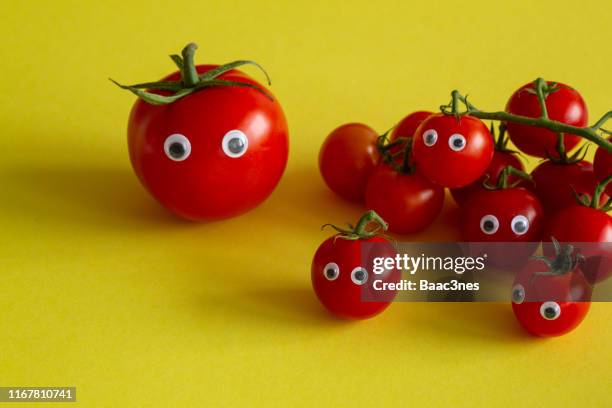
322,210,389,241
111,42,272,105
440,77,612,152
483,165,532,190
573,175,612,212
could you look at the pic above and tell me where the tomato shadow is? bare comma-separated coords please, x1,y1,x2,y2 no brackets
403,302,531,344
1,164,183,230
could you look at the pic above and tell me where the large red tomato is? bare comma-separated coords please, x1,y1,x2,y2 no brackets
319,123,380,202
311,211,400,319
594,138,612,194
124,56,288,221
506,80,588,158
412,114,494,188
365,165,444,234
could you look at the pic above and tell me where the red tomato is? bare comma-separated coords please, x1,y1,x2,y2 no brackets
460,186,543,242
390,111,433,140
450,150,524,206
512,256,591,337
506,81,588,158
365,165,445,234
319,123,380,202
128,65,288,221
412,114,494,188
594,139,612,194
531,160,607,213
311,212,400,319
545,205,612,283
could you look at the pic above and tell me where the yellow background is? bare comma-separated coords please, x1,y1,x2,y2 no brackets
1,0,611,406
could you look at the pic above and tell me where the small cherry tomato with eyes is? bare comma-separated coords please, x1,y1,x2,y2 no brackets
365,159,444,235
451,124,524,206
512,240,591,337
506,80,588,158
412,114,494,188
115,43,289,221
531,159,607,214
311,211,400,319
460,167,543,243
319,123,380,202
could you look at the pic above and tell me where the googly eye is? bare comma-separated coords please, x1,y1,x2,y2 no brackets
164,134,191,161
422,129,438,147
540,301,561,320
512,284,525,304
350,267,368,285
323,262,339,281
479,215,499,235
221,129,249,158
448,133,467,151
511,215,530,235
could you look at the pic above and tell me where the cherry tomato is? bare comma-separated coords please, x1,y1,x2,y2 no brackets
319,123,379,202
594,139,612,194
127,64,288,221
460,187,543,243
311,211,400,319
365,165,444,234
544,204,612,283
531,160,607,213
412,114,494,188
506,81,588,158
390,111,433,140
451,150,524,206
511,249,591,337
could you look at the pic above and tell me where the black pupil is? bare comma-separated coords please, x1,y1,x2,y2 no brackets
483,220,495,231
355,270,365,281
426,134,434,143
228,137,244,153
169,142,185,158
544,307,557,318
513,289,522,301
326,268,336,278
515,221,526,232
453,138,464,147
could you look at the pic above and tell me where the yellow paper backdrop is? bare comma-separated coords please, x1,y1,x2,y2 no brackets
1,0,610,406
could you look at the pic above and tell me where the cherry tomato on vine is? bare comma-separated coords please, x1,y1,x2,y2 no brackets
511,244,591,337
391,111,433,140
412,114,494,188
365,164,444,234
311,211,400,319
319,123,379,202
506,80,588,158
531,160,607,214
594,138,612,194
451,125,524,206
115,43,288,221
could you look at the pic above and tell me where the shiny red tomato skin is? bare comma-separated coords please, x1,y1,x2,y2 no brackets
390,111,433,140
412,114,494,188
512,260,591,337
544,205,612,247
319,123,380,202
506,81,588,158
531,160,607,213
460,187,543,242
365,165,444,234
311,236,399,319
450,150,524,206
127,65,289,221
594,140,612,194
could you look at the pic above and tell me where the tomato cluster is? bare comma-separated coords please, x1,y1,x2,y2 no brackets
316,79,611,336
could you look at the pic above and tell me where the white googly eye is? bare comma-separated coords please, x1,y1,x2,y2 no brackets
323,262,339,281
479,215,499,235
540,301,561,320
511,215,530,235
350,267,368,285
422,129,438,147
164,134,191,161
222,129,249,158
512,284,525,304
448,133,467,151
